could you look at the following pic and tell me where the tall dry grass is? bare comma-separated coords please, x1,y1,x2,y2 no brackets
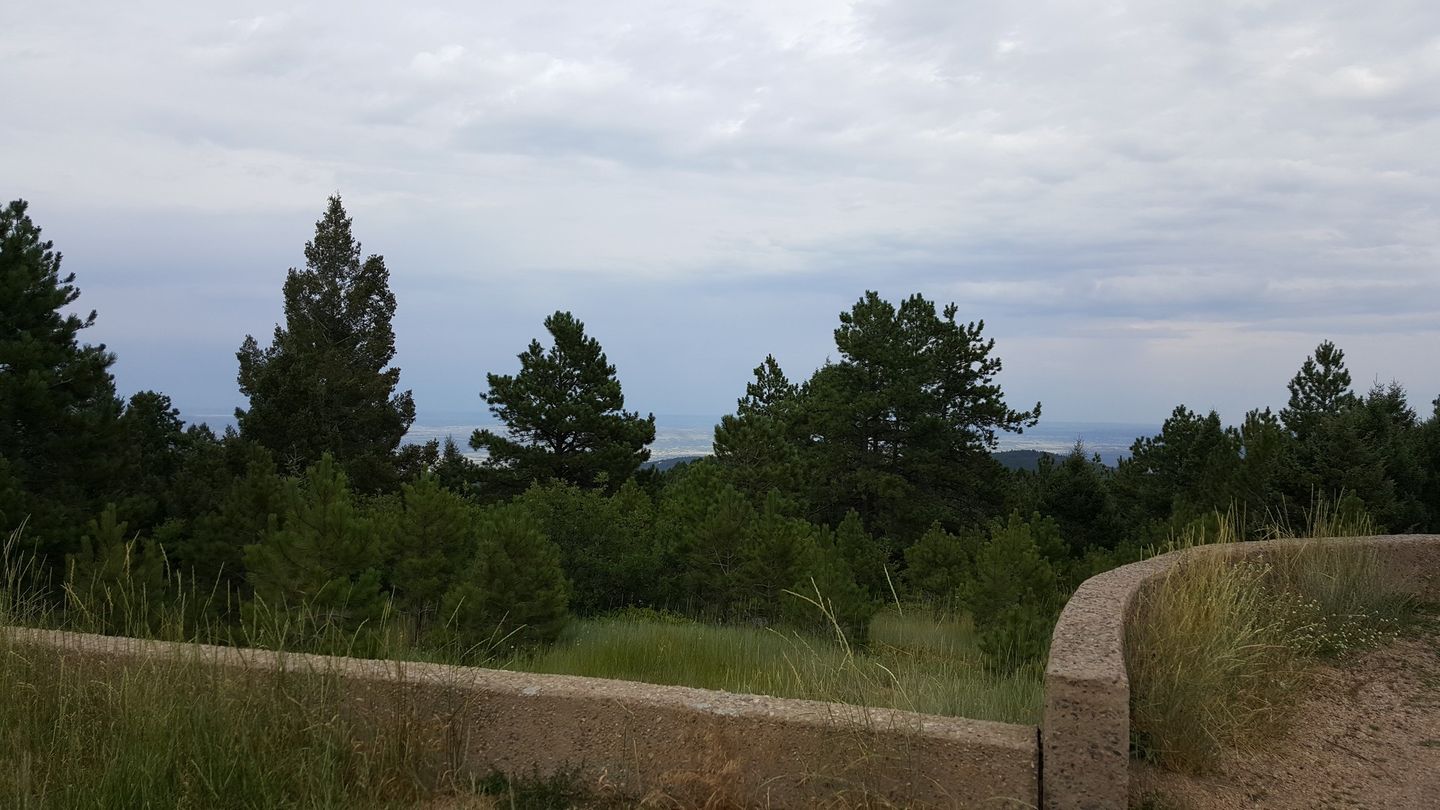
1126,503,1413,773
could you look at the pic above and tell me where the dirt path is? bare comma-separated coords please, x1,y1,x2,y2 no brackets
1131,627,1440,810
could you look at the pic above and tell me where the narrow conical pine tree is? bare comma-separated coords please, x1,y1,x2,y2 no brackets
236,196,415,492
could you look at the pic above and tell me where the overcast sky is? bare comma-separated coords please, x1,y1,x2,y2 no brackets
4,0,1437,427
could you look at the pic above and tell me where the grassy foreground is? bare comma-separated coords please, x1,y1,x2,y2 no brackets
1,546,1041,808
0,636,467,809
513,608,1042,724
0,608,1038,809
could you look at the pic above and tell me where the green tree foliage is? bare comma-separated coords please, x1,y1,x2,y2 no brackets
967,513,1061,669
433,437,480,496
117,391,190,530
244,456,385,627
738,495,817,622
712,355,806,502
649,462,870,629
1273,345,1396,527
471,311,655,498
801,293,1040,540
1035,444,1125,555
1114,406,1240,531
1419,396,1440,528
787,527,877,642
903,522,976,605
171,431,274,527
236,196,415,492
383,474,474,630
1350,382,1427,530
0,458,25,539
438,504,569,649
1284,406,1395,529
1232,408,1288,514
1280,340,1356,440
1106,340,1434,541
514,479,661,615
162,444,284,591
832,509,891,600
714,293,1038,545
0,199,127,562
64,504,167,634
653,462,757,616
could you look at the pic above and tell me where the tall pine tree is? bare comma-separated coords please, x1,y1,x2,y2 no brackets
712,355,808,504
710,295,1042,548
0,199,127,564
236,196,415,492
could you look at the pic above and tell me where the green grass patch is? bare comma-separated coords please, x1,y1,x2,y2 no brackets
510,606,1042,724
0,635,487,809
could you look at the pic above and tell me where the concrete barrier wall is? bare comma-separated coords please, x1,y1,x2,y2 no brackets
2,625,1039,809
1040,534,1440,810
14,535,1434,808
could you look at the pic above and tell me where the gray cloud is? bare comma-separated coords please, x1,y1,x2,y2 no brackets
2,0,1437,423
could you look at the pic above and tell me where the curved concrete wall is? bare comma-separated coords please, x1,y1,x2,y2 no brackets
2,626,1039,809
1040,534,1440,810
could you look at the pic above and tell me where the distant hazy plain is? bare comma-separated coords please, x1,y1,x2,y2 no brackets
186,410,1154,466
404,414,1157,466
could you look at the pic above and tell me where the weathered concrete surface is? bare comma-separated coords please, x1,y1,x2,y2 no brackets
1041,534,1440,810
1041,551,1177,810
2,626,1039,809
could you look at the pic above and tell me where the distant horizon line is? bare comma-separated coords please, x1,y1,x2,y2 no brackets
178,409,1164,430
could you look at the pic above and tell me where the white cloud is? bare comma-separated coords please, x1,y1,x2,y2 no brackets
1,0,1437,420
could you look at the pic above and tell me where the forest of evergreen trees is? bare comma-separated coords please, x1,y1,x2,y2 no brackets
5,196,1439,669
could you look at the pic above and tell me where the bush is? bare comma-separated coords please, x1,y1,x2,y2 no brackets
243,455,386,631
903,521,974,607
968,513,1061,670
439,504,570,651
